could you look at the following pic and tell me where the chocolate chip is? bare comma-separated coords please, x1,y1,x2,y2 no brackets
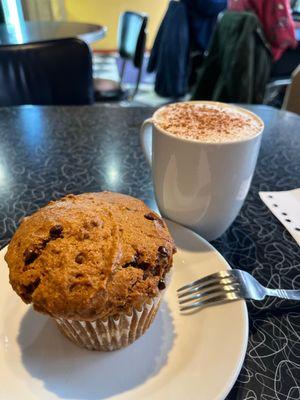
143,271,150,280
158,280,166,290
49,224,63,238
139,262,150,270
24,246,39,265
22,278,41,298
144,212,158,221
40,239,49,249
123,259,149,270
158,246,168,257
90,220,99,227
75,253,85,264
123,255,137,268
152,265,160,276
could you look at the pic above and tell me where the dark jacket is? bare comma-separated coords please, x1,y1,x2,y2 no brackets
147,1,189,98
192,11,271,103
182,0,227,52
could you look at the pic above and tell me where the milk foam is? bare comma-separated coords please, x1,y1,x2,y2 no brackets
153,103,263,143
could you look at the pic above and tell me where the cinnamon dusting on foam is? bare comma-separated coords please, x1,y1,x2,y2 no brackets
153,103,262,143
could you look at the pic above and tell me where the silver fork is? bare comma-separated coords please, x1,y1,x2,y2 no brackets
177,269,300,312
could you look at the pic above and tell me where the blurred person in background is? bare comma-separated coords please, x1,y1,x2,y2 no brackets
182,0,227,85
148,0,227,97
182,0,227,53
228,0,299,77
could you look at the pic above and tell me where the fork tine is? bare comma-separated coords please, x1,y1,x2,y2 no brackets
177,270,233,292
180,291,242,312
178,283,240,304
178,276,237,299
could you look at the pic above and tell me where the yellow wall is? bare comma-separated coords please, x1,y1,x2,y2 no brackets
64,0,169,51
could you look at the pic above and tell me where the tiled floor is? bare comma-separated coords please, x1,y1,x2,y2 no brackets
93,53,176,107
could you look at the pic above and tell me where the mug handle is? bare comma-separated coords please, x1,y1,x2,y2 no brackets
140,118,153,167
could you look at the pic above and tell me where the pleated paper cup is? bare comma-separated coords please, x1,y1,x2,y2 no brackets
54,270,172,351
54,293,162,351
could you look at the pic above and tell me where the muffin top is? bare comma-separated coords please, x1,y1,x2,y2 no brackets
5,192,176,320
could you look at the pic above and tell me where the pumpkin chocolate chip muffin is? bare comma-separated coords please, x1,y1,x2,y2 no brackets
5,192,176,351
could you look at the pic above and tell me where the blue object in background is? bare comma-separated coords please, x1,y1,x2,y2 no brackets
182,0,227,51
148,1,190,98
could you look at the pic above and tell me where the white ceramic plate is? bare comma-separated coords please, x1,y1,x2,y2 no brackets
0,221,248,400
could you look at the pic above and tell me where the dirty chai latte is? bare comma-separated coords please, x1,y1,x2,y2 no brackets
153,102,263,143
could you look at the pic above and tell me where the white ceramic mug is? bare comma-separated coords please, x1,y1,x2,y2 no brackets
140,101,264,241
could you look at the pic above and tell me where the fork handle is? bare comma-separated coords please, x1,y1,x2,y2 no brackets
266,288,300,300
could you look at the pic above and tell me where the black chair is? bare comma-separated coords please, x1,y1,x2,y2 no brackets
94,11,148,101
0,38,94,106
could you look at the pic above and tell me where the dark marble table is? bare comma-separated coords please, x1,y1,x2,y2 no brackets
0,104,299,399
0,21,106,46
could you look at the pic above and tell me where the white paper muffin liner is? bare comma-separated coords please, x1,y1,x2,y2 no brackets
54,270,172,351
54,292,162,351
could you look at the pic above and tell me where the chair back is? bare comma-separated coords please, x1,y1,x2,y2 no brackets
0,38,94,106
118,11,148,68
282,64,300,114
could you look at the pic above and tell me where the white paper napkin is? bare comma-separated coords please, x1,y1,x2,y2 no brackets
259,189,300,246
